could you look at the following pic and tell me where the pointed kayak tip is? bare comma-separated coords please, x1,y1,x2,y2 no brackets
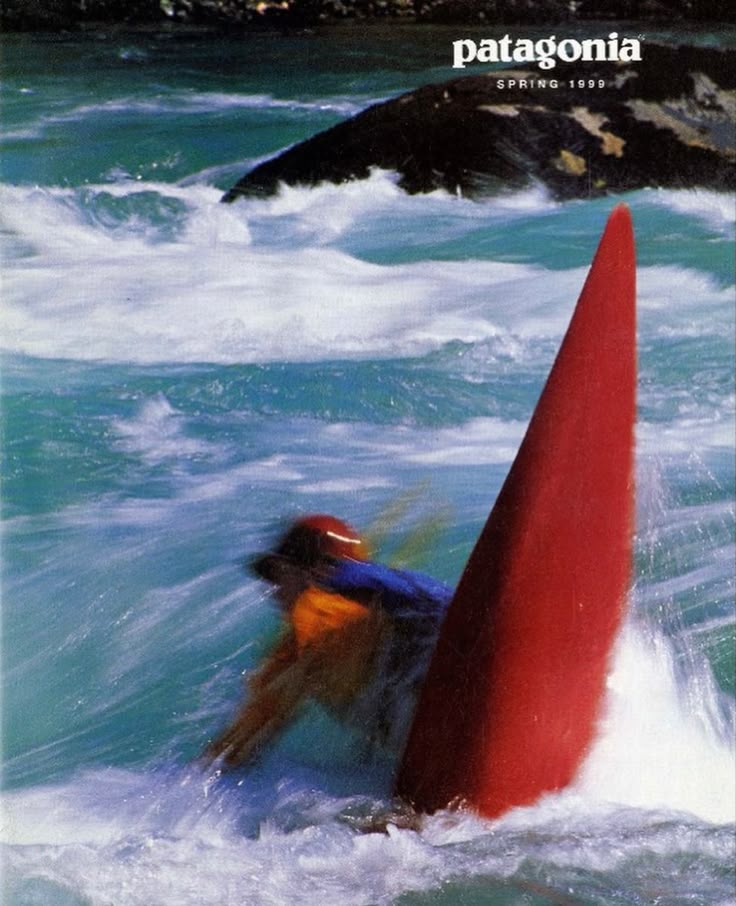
610,201,632,222
602,202,634,249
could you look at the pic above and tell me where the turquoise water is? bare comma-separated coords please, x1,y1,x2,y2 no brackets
2,26,735,906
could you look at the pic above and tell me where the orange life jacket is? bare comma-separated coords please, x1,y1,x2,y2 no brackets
287,585,386,711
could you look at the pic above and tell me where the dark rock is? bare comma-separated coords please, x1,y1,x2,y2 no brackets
0,0,164,29
0,0,77,29
2,0,735,30
223,43,736,202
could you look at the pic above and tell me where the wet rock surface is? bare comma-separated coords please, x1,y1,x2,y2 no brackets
224,42,736,202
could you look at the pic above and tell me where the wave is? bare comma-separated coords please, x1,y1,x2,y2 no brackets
2,621,733,906
643,187,736,235
0,91,372,143
576,623,735,825
638,411,736,456
2,179,732,367
110,393,223,464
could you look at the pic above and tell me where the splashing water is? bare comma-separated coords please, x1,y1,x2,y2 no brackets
2,27,734,906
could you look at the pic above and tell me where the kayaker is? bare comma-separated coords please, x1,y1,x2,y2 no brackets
202,514,452,769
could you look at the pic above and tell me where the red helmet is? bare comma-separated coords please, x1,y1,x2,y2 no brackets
295,515,368,560
251,514,367,582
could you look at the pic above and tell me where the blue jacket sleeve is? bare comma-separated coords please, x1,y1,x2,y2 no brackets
322,559,453,622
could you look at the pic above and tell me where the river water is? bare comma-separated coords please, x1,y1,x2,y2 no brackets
1,24,734,906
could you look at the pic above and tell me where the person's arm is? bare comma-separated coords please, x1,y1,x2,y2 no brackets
201,585,382,769
201,634,311,768
247,630,297,691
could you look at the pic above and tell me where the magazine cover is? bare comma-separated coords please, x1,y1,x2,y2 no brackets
1,1,734,903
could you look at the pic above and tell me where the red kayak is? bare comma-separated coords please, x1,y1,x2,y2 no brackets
395,204,637,819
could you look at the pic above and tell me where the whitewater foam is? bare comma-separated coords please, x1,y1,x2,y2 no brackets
645,188,736,235
576,624,736,825
111,394,222,464
3,180,732,367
